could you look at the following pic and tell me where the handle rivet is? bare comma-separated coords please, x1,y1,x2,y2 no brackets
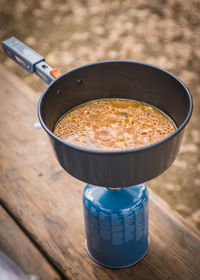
76,79,83,85
42,64,48,69
56,89,62,96
27,65,31,69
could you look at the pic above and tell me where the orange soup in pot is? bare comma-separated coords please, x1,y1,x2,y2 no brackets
54,99,176,151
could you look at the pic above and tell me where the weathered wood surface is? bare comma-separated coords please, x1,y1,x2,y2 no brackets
0,205,60,280
0,64,200,280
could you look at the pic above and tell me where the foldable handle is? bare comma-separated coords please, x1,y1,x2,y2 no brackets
2,37,61,84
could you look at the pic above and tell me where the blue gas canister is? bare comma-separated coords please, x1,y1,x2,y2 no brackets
83,184,149,268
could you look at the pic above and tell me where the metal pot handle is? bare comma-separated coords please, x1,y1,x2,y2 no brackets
2,36,61,84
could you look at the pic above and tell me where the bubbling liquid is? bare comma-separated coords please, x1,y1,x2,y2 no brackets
54,99,176,151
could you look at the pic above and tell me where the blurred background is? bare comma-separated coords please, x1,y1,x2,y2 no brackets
0,0,199,230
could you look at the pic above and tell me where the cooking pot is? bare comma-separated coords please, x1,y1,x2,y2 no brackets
2,37,193,187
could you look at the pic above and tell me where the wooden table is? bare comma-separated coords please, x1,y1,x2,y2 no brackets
0,64,200,280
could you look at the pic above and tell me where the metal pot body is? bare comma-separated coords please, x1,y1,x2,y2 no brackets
38,61,192,187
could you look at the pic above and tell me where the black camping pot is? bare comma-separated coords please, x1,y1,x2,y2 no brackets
2,37,193,188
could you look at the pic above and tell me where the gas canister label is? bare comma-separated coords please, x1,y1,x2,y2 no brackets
124,212,136,242
99,212,111,240
97,206,146,245
136,207,145,241
111,213,124,245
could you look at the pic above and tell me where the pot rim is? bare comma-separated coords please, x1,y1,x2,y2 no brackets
37,60,193,155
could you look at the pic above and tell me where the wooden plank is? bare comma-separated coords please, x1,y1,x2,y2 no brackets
0,205,61,280
0,64,200,280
